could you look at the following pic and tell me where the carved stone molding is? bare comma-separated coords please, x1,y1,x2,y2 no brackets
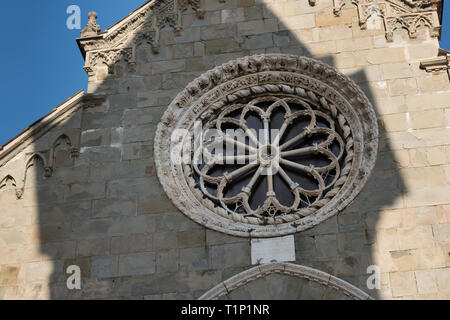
1,133,81,200
334,0,442,41
198,263,374,300
154,54,378,238
420,48,450,74
78,0,211,76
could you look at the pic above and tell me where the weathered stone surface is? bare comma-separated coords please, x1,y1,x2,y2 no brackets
0,0,449,301
118,252,156,277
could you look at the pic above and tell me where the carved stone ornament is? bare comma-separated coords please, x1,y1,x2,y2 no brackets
78,0,211,76
334,0,442,41
81,12,101,38
154,54,378,238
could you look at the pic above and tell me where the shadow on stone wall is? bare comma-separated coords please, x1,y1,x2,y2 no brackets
25,0,408,299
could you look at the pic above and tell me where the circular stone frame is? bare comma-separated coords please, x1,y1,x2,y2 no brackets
154,54,378,238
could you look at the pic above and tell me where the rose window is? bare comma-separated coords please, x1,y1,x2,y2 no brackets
192,95,348,222
155,54,378,237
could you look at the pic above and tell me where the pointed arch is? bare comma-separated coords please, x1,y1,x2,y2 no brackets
23,152,52,184
53,134,72,149
0,175,17,189
199,263,374,300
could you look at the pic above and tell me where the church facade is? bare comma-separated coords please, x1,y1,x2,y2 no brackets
0,0,449,299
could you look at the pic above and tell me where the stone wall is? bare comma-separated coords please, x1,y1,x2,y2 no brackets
0,0,449,299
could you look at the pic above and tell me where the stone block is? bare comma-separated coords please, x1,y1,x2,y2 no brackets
80,129,111,147
405,92,450,112
176,230,205,248
122,107,163,127
206,229,248,246
185,56,216,72
210,243,250,269
335,37,372,53
118,252,156,277
154,211,203,232
204,0,238,11
92,199,137,219
381,62,413,80
380,113,408,132
279,14,315,31
376,228,399,252
91,255,119,279
111,234,152,255
388,78,418,96
156,249,179,273
153,232,178,251
180,247,209,271
432,223,450,245
122,143,141,161
244,5,263,20
175,27,201,43
193,42,205,56
122,125,155,144
0,265,20,287
401,166,446,189
78,146,122,165
411,109,445,129
205,38,241,55
108,215,156,236
137,194,177,215
365,48,406,65
108,94,137,111
435,268,450,293
242,33,274,50
390,271,417,297
315,8,357,27
408,43,439,60
417,73,450,92
415,269,438,294
397,225,435,250
152,59,186,74
77,238,111,257
200,23,237,41
170,43,194,60
64,182,105,202
390,250,417,272
405,185,450,208
318,24,352,41
307,41,337,56
316,234,338,258
71,219,112,240
237,19,278,36
238,0,254,8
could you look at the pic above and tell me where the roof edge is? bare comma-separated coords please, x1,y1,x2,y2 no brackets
0,90,85,164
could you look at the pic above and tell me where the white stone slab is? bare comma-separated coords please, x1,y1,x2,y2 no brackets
251,235,296,265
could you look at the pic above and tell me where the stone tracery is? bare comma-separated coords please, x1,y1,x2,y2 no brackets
155,54,379,237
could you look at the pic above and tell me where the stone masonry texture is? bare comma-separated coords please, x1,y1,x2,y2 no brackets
0,0,449,299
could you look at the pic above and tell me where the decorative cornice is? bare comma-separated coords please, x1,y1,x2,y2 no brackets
77,0,210,77
199,263,374,300
334,0,442,41
420,48,450,73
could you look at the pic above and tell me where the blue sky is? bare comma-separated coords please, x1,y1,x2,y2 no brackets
0,0,449,145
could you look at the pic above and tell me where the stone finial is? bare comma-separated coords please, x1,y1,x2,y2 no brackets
81,11,101,38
